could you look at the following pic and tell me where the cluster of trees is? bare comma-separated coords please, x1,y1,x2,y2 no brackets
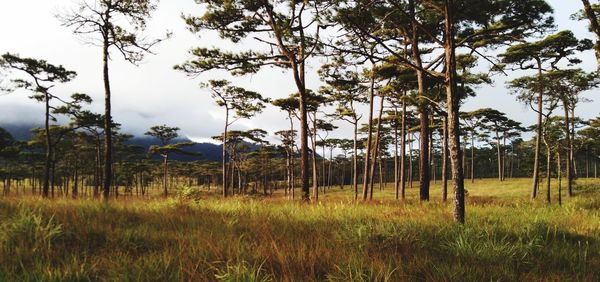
2,0,600,224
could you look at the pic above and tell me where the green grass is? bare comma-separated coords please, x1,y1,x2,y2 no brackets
0,178,599,281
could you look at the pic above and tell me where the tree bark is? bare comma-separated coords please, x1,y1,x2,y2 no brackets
471,131,475,183
442,115,448,202
400,98,407,199
496,130,502,181
102,30,113,201
394,106,400,200
531,59,543,199
311,112,319,200
362,74,376,200
222,109,229,197
290,62,310,201
353,121,359,200
444,0,466,223
411,0,430,201
43,92,52,198
557,150,562,206
369,95,385,200
562,100,573,197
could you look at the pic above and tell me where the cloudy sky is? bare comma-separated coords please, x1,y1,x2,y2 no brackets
0,0,598,144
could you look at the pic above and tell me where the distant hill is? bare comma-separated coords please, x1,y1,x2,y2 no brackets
0,123,39,140
0,124,261,162
128,136,226,162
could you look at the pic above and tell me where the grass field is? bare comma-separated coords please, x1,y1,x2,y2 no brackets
0,178,599,281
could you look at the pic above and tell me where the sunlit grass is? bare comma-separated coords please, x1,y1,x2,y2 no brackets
0,178,599,281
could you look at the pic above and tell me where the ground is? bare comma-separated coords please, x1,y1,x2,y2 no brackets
0,178,599,281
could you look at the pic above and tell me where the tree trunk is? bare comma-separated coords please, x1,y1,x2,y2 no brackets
411,0,430,201
409,133,413,189
102,33,113,201
369,95,385,200
571,107,577,179
353,121,359,200
471,131,475,183
557,150,562,206
562,101,573,197
496,130,502,181
222,109,229,197
311,112,319,200
444,0,466,223
43,93,52,198
163,154,169,197
72,164,79,199
362,73,376,200
442,115,448,202
394,106,400,200
545,144,551,204
531,59,543,199
400,98,407,199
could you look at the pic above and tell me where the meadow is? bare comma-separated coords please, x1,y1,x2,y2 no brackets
0,178,599,281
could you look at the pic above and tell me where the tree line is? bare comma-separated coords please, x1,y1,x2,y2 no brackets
2,0,600,224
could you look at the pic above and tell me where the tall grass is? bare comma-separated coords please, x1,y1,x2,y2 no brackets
0,178,599,281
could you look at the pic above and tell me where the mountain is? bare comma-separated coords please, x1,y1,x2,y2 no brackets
0,123,232,162
129,137,262,162
0,123,39,140
128,136,225,161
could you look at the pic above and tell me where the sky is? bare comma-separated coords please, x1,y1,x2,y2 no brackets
0,0,598,145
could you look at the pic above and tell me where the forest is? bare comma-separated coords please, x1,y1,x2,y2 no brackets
1,0,600,281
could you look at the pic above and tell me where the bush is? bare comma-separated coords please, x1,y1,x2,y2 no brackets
177,186,204,202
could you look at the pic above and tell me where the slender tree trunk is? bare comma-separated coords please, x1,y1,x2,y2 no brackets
545,144,551,204
322,144,327,193
289,59,310,201
531,59,543,199
400,99,407,199
430,128,435,184
503,136,507,180
442,116,448,202
595,158,597,178
444,0,466,223
369,95,385,200
409,133,413,189
43,93,52,198
562,101,573,197
222,109,229,197
102,32,113,201
311,112,319,200
471,131,475,183
394,106,400,200
571,107,577,178
95,138,101,198
353,121,359,200
557,150,562,206
72,164,79,199
362,73,376,200
163,154,169,197
289,113,295,199
496,130,502,181
411,0,430,201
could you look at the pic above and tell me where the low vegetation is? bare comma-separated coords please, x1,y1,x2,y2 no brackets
0,178,598,281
